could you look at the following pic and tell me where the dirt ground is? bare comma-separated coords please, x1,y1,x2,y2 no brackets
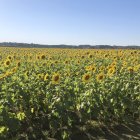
70,121,140,140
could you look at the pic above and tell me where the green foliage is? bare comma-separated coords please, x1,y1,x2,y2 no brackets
0,48,140,139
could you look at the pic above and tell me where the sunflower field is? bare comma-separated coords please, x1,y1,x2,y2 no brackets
0,47,140,139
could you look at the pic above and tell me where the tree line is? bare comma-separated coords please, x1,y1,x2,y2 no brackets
0,42,140,49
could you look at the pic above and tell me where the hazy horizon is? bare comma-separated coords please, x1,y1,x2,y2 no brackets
0,0,140,46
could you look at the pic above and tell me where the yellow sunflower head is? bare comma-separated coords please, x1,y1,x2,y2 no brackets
99,66,105,71
82,73,91,83
0,74,5,80
127,67,134,73
91,65,96,72
4,59,11,67
7,55,12,60
11,67,17,73
88,54,93,58
64,72,71,77
96,73,104,82
17,61,21,67
41,54,46,60
85,65,96,72
5,71,13,77
36,55,40,60
42,62,47,66
37,74,43,80
77,60,80,64
107,68,115,76
55,61,58,64
44,73,49,81
85,66,90,71
25,71,29,77
52,73,60,84
65,60,69,64
104,54,108,58
134,64,140,71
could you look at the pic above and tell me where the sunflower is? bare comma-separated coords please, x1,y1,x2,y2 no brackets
127,67,134,73
64,71,70,77
104,54,108,58
44,73,49,81
77,60,80,64
37,74,44,80
52,73,60,84
55,60,58,64
111,61,117,66
17,61,21,67
99,66,106,72
30,56,32,60
0,55,2,60
42,62,47,66
49,57,52,60
134,64,140,71
107,67,115,76
11,67,17,73
65,60,69,64
41,54,46,60
122,61,127,67
88,54,93,58
91,65,96,72
96,73,104,82
7,55,12,60
25,71,29,77
85,65,96,72
36,55,40,60
0,74,5,80
85,66,90,71
5,71,13,77
82,73,91,83
50,62,54,67
4,59,11,67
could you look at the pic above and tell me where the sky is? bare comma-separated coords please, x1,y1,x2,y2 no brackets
0,0,140,45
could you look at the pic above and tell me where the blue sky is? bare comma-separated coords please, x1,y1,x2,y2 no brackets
0,0,140,45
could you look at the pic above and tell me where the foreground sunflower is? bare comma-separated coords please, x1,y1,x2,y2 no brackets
41,54,46,60
0,74,5,80
7,55,12,60
24,71,29,77
127,67,134,73
11,67,17,73
107,68,115,77
88,54,93,58
4,59,11,67
5,71,13,77
36,55,40,60
51,73,60,84
96,73,104,82
37,74,44,80
44,73,49,81
17,61,21,67
82,73,91,83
